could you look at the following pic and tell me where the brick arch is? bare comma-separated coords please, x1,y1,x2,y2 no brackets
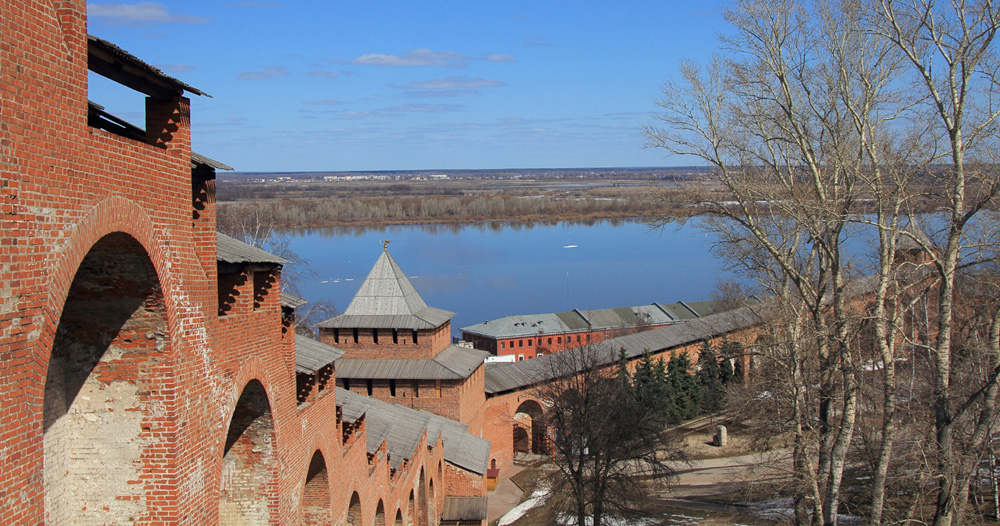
428,478,437,525
218,379,279,524
300,450,332,525
42,230,177,523
346,491,362,526
41,196,182,366
514,398,547,455
222,357,282,461
406,489,415,526
417,468,427,526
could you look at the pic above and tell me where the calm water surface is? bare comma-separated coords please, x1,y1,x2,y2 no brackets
285,220,729,336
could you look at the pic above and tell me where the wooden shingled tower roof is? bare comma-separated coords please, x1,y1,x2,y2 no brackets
317,248,455,330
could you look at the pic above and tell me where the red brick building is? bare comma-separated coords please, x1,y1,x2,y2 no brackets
461,301,721,360
0,4,485,523
317,249,491,435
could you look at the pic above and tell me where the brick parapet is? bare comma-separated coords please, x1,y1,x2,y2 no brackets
0,2,467,522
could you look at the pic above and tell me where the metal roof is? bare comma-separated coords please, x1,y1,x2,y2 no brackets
334,345,488,380
216,232,290,266
281,291,308,309
441,497,488,521
88,35,209,98
684,300,720,317
317,307,454,330
317,249,454,330
555,310,591,331
191,151,233,172
483,305,764,394
461,301,723,339
295,336,345,374
336,388,490,474
460,313,574,339
897,224,935,252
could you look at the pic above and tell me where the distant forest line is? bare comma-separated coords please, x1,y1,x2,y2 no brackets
216,178,704,228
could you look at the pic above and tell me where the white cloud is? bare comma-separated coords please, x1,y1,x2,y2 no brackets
351,49,472,68
524,35,551,47
337,103,466,120
229,1,281,8
309,71,340,79
394,77,504,98
305,98,343,106
88,2,211,24
481,53,516,63
399,77,504,90
236,66,289,80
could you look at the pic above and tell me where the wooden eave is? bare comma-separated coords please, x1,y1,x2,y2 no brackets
87,35,210,99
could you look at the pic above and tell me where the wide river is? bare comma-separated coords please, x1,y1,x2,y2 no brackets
284,219,728,336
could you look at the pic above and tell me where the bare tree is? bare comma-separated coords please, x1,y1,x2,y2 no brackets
533,344,679,526
645,0,1000,524
871,2,1000,524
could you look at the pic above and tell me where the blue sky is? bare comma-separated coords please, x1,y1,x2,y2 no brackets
86,1,726,172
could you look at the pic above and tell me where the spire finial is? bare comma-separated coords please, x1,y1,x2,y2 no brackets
383,240,390,250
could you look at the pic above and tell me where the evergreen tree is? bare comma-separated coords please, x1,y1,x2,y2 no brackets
615,347,631,387
633,351,672,422
696,340,724,413
667,353,699,420
720,339,744,383
719,355,735,386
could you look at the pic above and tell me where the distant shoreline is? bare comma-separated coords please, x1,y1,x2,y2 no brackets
216,175,707,230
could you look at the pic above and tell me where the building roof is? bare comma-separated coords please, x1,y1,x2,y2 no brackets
336,388,490,474
483,305,763,394
316,249,454,330
216,232,290,266
441,497,488,522
295,335,345,374
897,223,935,252
281,291,308,309
460,301,723,339
88,35,209,98
334,345,489,381
191,151,233,172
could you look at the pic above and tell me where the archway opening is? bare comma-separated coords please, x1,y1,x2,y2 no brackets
512,426,530,454
43,233,173,523
347,492,362,525
418,468,427,526
395,508,404,526
428,479,436,525
514,399,546,454
219,380,278,524
375,500,386,526
301,450,332,525
407,489,415,526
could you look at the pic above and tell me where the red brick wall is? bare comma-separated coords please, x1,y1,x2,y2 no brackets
0,4,473,522
320,322,452,360
482,330,757,472
469,322,674,360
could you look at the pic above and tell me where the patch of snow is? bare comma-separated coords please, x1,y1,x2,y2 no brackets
498,486,550,526
557,513,661,526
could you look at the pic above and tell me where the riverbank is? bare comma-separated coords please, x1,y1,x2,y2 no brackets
216,177,714,229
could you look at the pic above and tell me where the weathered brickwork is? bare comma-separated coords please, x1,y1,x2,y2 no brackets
482,330,757,473
320,323,452,361
0,3,470,523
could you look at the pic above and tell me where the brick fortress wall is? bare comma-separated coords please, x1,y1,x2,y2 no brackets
0,3,454,523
